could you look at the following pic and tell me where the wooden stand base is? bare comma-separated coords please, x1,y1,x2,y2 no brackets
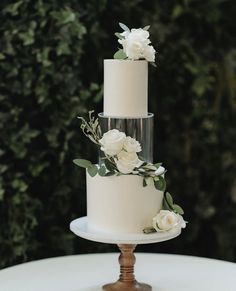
103,244,152,291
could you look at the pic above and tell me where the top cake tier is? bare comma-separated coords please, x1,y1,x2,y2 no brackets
103,59,148,118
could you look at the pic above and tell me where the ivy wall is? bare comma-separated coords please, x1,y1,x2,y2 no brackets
0,0,236,268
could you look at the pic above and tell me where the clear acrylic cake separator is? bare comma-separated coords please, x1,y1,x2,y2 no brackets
70,217,182,291
98,113,154,163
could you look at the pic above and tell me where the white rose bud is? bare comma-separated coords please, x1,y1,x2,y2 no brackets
153,210,179,231
99,129,126,156
115,150,143,174
123,136,142,153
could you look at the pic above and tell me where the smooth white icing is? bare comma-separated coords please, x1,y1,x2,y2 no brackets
103,60,148,118
86,172,163,234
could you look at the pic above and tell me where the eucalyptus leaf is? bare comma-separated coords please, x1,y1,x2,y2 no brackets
143,25,150,30
154,162,162,169
143,227,156,234
172,204,184,215
105,171,115,176
165,192,174,207
154,176,166,191
114,49,127,60
87,165,98,177
73,159,92,169
119,22,130,31
163,197,172,211
143,178,147,187
104,158,116,171
98,165,106,176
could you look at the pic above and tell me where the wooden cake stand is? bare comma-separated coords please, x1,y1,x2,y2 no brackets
70,216,181,291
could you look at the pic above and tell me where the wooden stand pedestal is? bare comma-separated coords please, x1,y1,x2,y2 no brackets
103,244,151,291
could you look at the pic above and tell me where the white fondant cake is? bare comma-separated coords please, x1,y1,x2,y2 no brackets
87,172,164,234
104,60,148,118
85,57,165,234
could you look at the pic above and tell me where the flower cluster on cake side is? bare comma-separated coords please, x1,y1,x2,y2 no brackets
74,111,186,233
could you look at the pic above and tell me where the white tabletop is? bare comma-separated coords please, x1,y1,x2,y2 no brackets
0,253,235,291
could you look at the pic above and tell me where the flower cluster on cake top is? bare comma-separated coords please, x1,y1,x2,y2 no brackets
114,23,156,65
73,111,186,233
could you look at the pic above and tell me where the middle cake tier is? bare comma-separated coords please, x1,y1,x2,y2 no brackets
99,113,154,163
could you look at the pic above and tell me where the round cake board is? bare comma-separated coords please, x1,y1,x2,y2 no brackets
70,216,181,245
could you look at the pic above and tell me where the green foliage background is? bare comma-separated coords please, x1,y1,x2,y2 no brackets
0,0,236,268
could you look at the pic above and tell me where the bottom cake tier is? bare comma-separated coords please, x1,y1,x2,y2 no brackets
86,172,164,234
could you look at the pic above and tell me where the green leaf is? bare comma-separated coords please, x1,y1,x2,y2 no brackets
87,165,98,177
98,165,106,176
165,192,174,207
172,204,184,215
154,162,162,169
104,159,116,171
115,32,125,39
119,22,130,31
143,25,150,30
114,49,127,59
143,227,156,234
154,176,166,191
105,171,115,176
73,159,92,168
163,197,172,211
143,178,147,187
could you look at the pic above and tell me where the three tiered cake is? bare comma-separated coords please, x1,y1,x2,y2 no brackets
74,23,185,236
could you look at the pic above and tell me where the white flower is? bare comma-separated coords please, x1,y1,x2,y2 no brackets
118,28,155,61
143,45,156,62
152,210,186,231
115,150,143,174
99,129,126,156
123,136,142,153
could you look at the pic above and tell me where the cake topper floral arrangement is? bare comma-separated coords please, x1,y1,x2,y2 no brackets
73,111,186,233
114,23,156,66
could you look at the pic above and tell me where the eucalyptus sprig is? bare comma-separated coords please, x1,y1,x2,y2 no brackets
163,192,184,215
77,110,102,145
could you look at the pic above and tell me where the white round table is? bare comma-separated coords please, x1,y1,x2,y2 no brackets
0,253,235,291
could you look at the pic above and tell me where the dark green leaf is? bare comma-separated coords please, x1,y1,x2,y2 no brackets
143,178,147,187
154,176,166,191
163,197,172,211
87,165,98,177
104,159,116,171
105,171,115,176
165,192,174,207
173,204,184,215
143,227,156,234
98,165,106,176
73,159,92,168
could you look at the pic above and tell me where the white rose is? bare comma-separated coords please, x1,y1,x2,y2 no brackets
123,136,142,153
143,45,156,62
99,129,126,156
118,28,155,61
153,210,179,231
115,150,143,174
